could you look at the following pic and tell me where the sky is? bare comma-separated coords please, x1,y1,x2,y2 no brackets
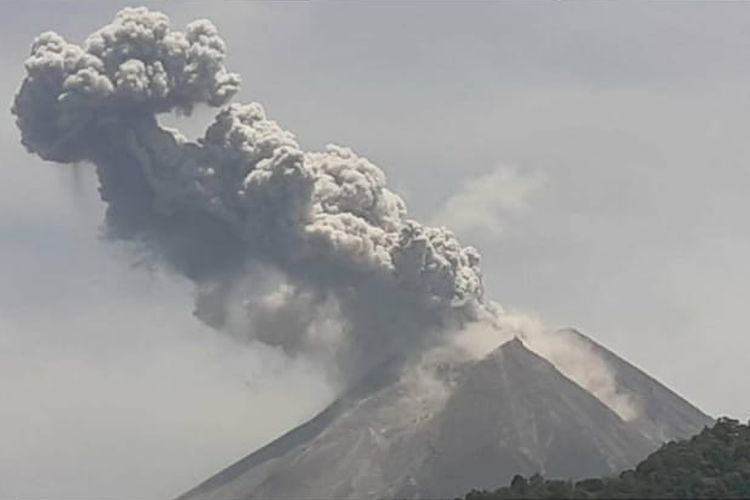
3,2,750,499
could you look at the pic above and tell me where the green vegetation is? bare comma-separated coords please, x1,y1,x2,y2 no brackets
463,418,750,499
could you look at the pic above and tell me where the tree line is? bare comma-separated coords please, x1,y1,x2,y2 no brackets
463,417,750,499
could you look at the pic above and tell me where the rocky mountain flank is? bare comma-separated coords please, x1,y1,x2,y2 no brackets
179,332,712,500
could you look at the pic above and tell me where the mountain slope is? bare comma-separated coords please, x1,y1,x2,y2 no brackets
555,328,713,442
401,338,654,497
178,333,710,500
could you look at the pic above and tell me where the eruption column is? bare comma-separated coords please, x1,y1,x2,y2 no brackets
13,7,491,381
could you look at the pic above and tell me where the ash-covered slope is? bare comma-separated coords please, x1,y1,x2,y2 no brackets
555,328,713,442
178,334,709,500
398,338,654,497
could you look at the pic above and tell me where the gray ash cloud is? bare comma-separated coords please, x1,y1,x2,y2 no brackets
12,7,489,381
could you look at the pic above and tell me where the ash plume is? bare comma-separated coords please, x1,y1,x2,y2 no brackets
12,7,487,382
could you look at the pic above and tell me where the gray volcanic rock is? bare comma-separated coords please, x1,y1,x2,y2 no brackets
178,335,712,500
556,328,713,443
409,338,654,497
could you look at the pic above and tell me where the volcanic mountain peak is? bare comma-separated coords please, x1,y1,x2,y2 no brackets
178,332,712,500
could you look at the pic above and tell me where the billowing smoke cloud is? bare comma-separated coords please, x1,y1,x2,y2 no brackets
12,7,487,383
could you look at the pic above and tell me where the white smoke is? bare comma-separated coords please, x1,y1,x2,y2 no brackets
12,7,485,383
432,166,547,240
447,308,638,420
508,312,639,421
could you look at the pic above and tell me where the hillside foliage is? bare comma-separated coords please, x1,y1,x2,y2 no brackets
464,417,750,499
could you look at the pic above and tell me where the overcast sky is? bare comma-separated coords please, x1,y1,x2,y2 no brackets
3,2,750,499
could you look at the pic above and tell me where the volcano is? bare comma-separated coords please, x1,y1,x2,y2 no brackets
178,330,711,500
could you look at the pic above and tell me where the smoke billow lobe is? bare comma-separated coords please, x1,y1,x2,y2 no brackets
13,7,488,381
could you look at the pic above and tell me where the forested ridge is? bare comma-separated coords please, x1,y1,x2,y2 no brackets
463,417,750,499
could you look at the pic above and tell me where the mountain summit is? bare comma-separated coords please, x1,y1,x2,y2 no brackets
178,332,711,500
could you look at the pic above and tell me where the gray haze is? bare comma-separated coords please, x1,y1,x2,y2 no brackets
2,2,750,499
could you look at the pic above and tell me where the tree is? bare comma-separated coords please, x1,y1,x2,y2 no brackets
463,417,750,499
